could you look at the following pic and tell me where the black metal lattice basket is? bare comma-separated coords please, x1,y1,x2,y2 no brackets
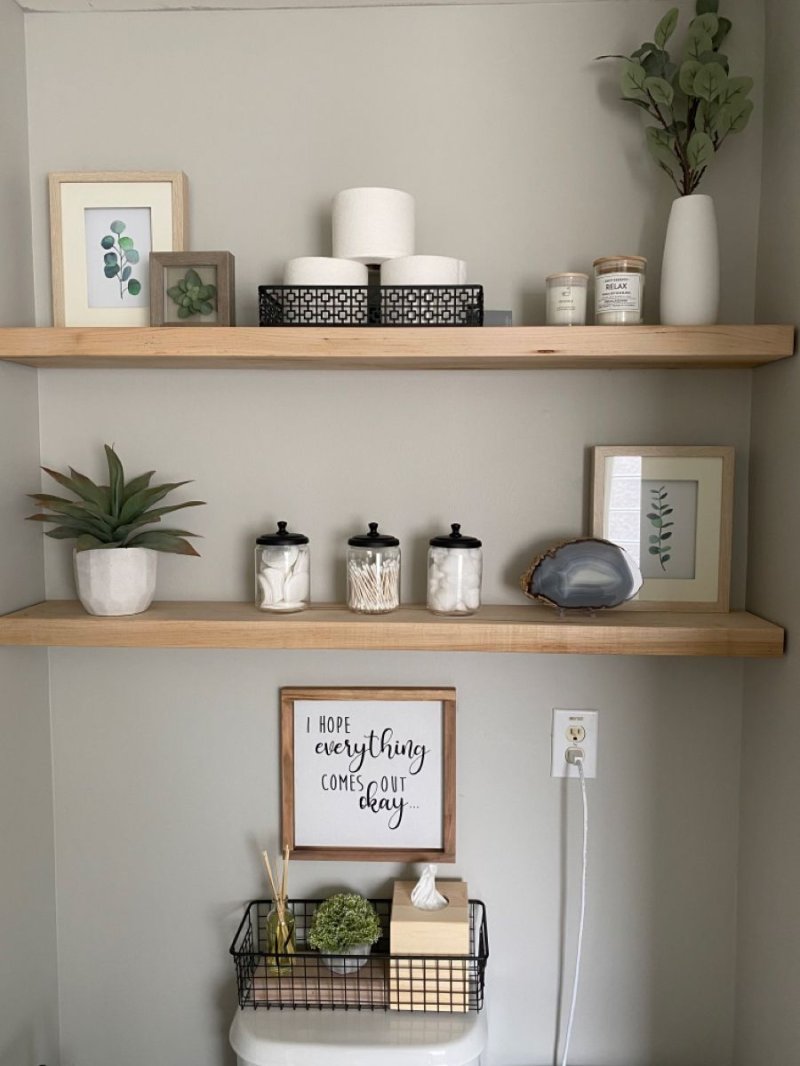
230,898,489,1012
258,285,484,327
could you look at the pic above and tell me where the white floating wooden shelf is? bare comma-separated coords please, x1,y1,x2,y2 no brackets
0,601,784,657
0,325,793,370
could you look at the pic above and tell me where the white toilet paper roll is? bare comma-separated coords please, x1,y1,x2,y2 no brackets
332,187,415,264
381,255,467,286
284,257,369,286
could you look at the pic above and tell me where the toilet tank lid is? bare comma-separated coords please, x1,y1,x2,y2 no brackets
230,1009,487,1066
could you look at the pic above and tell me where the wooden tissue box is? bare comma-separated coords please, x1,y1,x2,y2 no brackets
389,880,470,1012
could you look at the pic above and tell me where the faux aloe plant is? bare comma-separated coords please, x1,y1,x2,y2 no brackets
28,445,205,555
599,0,754,196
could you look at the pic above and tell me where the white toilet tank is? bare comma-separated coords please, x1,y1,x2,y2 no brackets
229,1008,488,1066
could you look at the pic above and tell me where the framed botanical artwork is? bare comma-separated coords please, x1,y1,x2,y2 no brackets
591,445,734,612
149,251,235,326
49,171,187,327
280,687,456,862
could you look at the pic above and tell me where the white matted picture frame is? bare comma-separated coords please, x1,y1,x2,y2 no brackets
49,171,187,327
281,687,456,862
591,445,734,612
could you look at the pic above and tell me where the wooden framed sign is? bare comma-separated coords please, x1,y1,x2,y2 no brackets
281,687,456,862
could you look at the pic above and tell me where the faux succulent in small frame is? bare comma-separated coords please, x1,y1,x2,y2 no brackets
167,269,217,319
101,220,141,300
647,485,674,571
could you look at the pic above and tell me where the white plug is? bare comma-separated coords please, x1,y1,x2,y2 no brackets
565,746,585,765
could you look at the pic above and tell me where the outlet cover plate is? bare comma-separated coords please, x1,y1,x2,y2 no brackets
551,708,598,778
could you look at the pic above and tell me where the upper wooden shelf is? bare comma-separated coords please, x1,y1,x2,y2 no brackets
0,325,793,370
0,601,784,657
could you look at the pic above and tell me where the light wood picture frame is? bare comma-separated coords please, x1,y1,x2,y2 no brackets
281,687,456,862
591,445,734,612
49,171,187,327
149,251,235,327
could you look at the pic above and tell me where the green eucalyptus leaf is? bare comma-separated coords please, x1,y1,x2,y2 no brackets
687,31,713,59
119,236,135,251
713,16,732,47
101,235,115,249
645,76,674,106
679,60,703,94
654,7,679,49
729,97,754,132
713,103,733,138
621,59,649,100
125,249,140,265
122,266,132,282
693,62,727,101
642,49,668,79
646,126,678,170
127,278,142,296
104,252,118,265
648,546,661,555
109,220,126,234
690,12,719,36
104,264,120,278
696,0,718,12
721,76,754,104
631,42,657,60
687,130,715,168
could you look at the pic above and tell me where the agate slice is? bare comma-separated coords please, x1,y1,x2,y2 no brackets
520,537,642,611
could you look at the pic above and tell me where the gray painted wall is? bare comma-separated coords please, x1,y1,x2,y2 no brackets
17,2,771,1064
736,0,800,1061
0,2,59,1064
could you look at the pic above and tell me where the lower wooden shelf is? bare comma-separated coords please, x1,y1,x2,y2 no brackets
0,601,784,657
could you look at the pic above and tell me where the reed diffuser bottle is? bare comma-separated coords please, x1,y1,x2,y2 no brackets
262,847,295,976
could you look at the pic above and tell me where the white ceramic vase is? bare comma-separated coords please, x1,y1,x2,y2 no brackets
73,547,158,616
660,193,720,325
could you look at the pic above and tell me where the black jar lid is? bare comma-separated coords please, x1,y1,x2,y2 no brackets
348,521,400,547
430,523,482,549
256,521,309,546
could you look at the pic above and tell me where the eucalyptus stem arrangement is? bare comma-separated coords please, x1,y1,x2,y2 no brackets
599,0,754,196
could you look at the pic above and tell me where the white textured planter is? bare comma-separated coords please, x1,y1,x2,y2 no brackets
660,193,720,325
73,547,158,616
322,943,373,975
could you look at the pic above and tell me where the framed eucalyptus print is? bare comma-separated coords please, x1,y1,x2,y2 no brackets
49,171,187,326
591,445,734,611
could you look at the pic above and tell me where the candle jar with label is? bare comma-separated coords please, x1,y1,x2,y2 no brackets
255,522,310,612
427,524,483,615
545,273,588,325
346,522,401,613
593,255,646,325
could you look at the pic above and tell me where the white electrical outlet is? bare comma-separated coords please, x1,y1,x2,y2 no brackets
551,708,598,778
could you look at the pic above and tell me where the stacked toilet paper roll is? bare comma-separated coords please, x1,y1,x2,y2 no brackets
381,255,467,285
332,187,415,264
284,257,369,285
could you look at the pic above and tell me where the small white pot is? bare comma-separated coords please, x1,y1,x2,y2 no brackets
660,193,720,325
73,547,158,616
322,943,373,975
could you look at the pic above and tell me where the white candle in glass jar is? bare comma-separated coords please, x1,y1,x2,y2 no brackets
546,273,588,325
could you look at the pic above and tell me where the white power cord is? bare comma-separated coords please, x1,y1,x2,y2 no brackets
559,748,589,1066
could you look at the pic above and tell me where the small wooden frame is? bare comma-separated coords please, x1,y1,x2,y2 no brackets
281,687,456,862
49,171,187,327
592,445,734,612
150,251,235,326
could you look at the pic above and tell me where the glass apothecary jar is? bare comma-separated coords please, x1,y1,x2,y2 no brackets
593,255,646,324
427,523,483,615
255,521,310,612
346,522,400,614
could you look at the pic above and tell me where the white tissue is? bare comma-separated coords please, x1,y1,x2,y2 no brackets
410,864,448,910
332,187,415,264
284,257,369,286
381,255,467,286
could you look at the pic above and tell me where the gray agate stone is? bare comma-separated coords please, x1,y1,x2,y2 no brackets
521,537,642,611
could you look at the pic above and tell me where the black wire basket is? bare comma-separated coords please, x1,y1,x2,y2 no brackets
258,285,484,327
230,898,489,1012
